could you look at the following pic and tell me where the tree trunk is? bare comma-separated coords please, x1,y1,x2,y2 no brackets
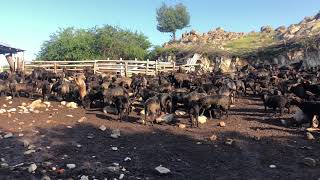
172,31,176,42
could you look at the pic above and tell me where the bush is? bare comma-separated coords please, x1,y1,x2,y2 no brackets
37,26,151,61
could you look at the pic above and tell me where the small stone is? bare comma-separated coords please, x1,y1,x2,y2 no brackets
175,110,186,116
80,175,89,180
209,135,217,141
124,157,131,162
198,116,207,124
303,157,317,167
139,109,145,115
18,133,24,137
111,147,118,151
8,101,12,105
66,102,78,109
66,164,76,169
99,125,107,131
4,132,13,138
2,104,7,108
155,165,171,174
119,174,124,180
219,121,226,127
178,123,186,129
225,139,234,145
76,144,82,148
269,164,277,168
28,163,37,173
77,117,87,123
87,135,94,139
41,175,51,180
1,163,9,168
60,101,67,106
5,96,12,100
306,132,315,140
24,150,36,155
66,115,73,118
110,129,121,138
107,166,120,173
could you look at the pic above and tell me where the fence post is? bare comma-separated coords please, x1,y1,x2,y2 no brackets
125,61,128,77
173,61,176,72
93,60,97,74
155,59,158,75
54,62,57,73
120,58,123,76
146,59,149,75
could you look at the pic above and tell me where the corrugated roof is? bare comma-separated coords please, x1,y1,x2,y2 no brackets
0,42,25,54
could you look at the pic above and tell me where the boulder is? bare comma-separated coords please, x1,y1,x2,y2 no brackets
156,114,174,123
155,165,171,174
198,116,207,124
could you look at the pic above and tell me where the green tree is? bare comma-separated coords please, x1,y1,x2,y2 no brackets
156,3,190,41
37,26,151,61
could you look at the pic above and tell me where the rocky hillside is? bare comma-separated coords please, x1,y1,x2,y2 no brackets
160,11,320,69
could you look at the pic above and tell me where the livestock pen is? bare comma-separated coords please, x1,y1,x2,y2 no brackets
2,59,200,76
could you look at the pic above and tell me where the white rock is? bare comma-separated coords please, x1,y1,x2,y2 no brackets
28,163,37,173
111,147,118,151
99,125,107,131
4,132,13,138
66,102,78,109
24,150,36,155
43,101,51,107
269,164,277,168
66,163,76,169
156,114,174,123
124,157,131,162
155,165,171,174
110,129,121,138
66,115,73,118
219,121,226,127
8,101,12,105
80,175,89,180
140,109,145,115
5,96,12,100
2,104,7,108
21,102,27,106
198,116,207,124
119,174,125,180
306,132,315,140
60,101,67,106
29,99,47,109
78,116,87,123
175,110,186,116
7,108,16,112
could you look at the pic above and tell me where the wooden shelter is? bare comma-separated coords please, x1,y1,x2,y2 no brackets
0,42,25,72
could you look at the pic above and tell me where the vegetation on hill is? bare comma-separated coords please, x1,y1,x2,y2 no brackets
37,26,151,61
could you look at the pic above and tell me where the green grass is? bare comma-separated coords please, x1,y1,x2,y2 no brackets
224,32,277,56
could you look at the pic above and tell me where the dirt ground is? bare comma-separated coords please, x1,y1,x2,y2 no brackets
0,95,319,180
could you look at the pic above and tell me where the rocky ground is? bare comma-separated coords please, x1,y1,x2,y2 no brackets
0,95,319,180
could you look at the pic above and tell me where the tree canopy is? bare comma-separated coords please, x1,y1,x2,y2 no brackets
156,3,190,41
37,25,151,61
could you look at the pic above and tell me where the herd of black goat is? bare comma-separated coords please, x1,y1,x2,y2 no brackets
0,63,319,128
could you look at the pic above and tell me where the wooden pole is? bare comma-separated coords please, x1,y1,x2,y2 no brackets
54,62,57,73
173,62,176,72
120,58,123,76
93,60,97,74
155,59,158,75
125,61,128,77
146,59,149,75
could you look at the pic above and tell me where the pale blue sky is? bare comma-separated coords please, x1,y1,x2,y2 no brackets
0,0,319,63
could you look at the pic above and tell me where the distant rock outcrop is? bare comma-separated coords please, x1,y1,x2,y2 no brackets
172,27,245,48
